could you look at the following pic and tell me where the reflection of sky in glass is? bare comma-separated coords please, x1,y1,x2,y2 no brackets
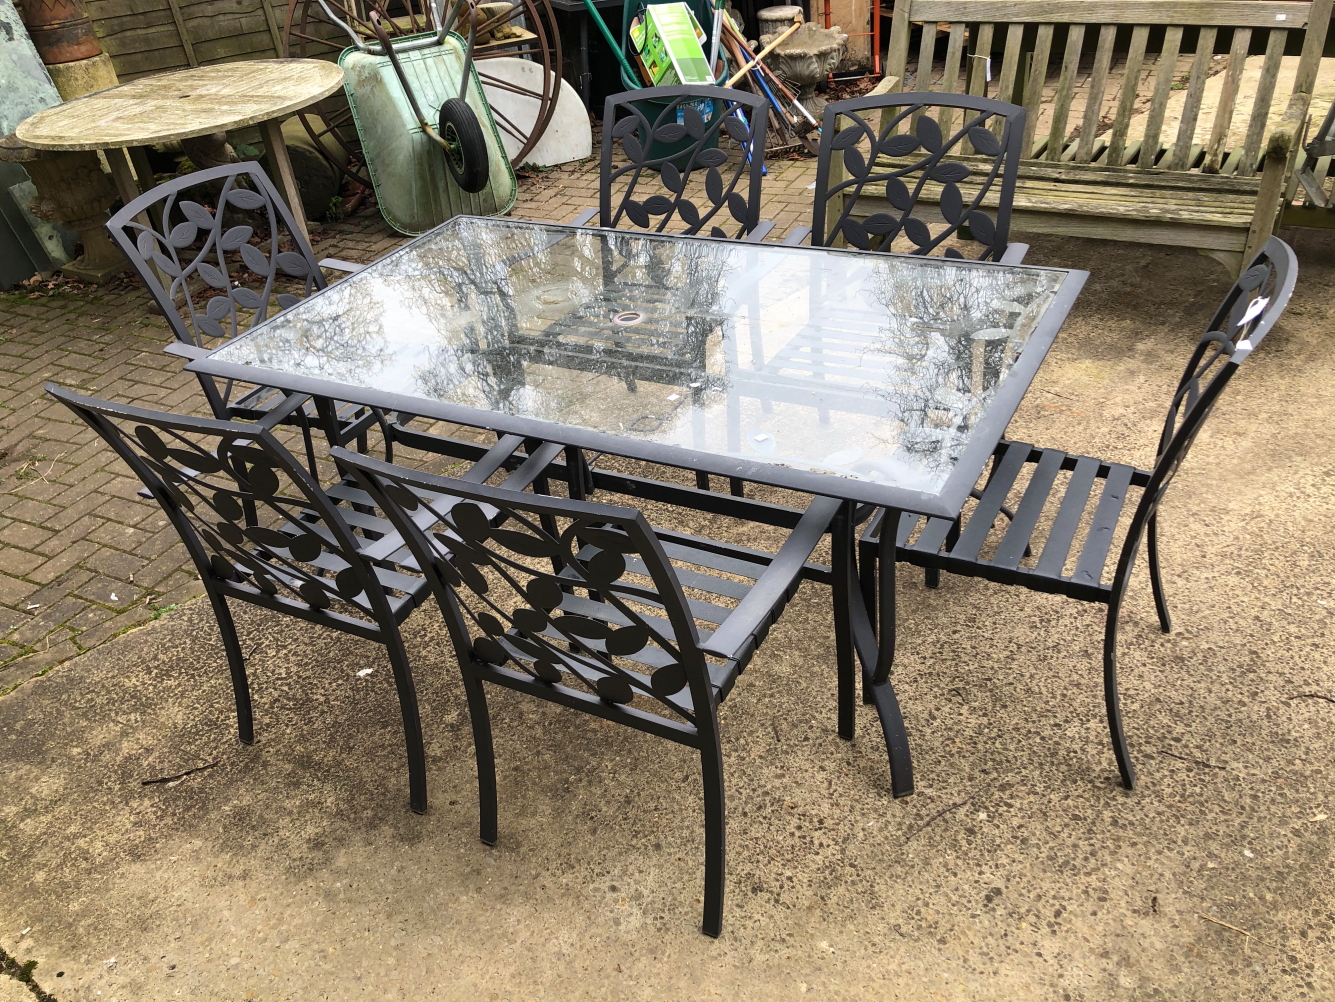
212,218,1069,495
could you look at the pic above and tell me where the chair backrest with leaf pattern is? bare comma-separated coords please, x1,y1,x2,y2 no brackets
1109,236,1297,594
813,91,1024,260
338,448,722,735
48,385,405,638
106,162,325,415
600,86,769,240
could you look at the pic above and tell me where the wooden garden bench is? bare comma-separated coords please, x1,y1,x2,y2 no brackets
838,0,1333,274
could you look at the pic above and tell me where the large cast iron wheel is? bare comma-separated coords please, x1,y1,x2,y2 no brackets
283,0,562,185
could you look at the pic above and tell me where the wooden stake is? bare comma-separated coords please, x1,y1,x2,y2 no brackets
725,20,801,87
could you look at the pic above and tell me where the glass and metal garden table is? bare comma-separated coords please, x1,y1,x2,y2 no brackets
189,215,1088,795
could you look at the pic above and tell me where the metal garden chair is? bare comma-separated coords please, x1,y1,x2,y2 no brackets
569,85,775,241
48,383,564,814
789,91,1029,263
105,161,381,454
855,236,1297,790
334,445,843,937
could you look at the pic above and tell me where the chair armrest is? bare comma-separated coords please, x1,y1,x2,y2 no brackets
998,242,1030,265
782,226,812,246
743,220,777,243
319,258,366,275
570,207,598,226
163,342,209,360
699,494,842,662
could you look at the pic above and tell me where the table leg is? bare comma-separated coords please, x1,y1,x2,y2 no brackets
261,117,309,241
840,502,915,798
106,147,142,209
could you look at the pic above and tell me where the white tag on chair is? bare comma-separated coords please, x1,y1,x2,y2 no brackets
1239,296,1269,328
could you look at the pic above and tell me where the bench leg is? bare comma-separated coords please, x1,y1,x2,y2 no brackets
1197,248,1243,276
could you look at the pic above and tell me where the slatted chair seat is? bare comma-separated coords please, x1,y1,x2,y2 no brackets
868,0,1334,275
878,440,1148,603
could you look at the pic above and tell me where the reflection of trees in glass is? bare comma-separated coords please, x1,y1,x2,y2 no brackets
232,279,396,384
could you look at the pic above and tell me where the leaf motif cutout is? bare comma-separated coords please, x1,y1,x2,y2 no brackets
596,674,633,704
930,162,971,183
727,191,749,225
194,315,226,338
842,218,870,249
969,126,1002,156
276,294,301,309
939,183,963,224
944,247,964,258
275,252,310,277
864,213,899,236
677,199,700,228
168,221,197,248
148,252,181,277
623,134,645,164
196,262,229,289
623,199,650,227
915,115,943,153
723,115,750,143
903,216,932,247
885,177,914,211
232,287,263,310
966,210,996,246
490,528,558,557
696,147,727,169
660,161,683,193
136,231,158,257
831,125,863,150
653,123,687,143
705,167,724,206
179,201,214,226
880,134,920,157
709,226,727,238
642,194,675,215
842,145,867,179
611,114,641,138
220,225,254,250
239,243,269,275
227,189,266,211
681,105,705,139
205,295,233,320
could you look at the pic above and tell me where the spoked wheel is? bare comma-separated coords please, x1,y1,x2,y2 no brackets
282,0,562,184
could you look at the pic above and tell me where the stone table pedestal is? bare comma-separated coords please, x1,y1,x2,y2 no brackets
0,134,126,283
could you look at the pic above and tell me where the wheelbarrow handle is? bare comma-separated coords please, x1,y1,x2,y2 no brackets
370,10,458,154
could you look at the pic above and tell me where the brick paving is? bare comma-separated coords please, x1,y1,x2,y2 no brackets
0,146,818,692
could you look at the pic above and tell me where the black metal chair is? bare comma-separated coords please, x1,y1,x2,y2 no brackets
105,161,380,453
569,85,775,242
47,383,563,814
856,236,1297,789
789,91,1028,263
334,444,843,937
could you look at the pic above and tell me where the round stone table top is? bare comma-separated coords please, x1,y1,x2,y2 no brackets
15,59,345,151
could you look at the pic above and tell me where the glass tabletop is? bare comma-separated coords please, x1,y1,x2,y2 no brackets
199,217,1085,514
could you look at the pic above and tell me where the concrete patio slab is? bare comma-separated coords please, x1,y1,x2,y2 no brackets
0,229,1332,1001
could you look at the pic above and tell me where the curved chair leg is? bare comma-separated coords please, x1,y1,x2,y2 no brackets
699,733,726,938
205,588,253,745
1103,605,1137,790
462,670,498,844
385,632,429,814
863,672,915,798
1146,514,1172,633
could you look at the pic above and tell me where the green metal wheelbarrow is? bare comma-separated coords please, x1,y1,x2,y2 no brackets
326,0,518,235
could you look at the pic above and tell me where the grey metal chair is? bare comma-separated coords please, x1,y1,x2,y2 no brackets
856,236,1297,790
569,85,776,242
105,161,379,453
788,91,1030,263
334,444,843,937
48,382,563,814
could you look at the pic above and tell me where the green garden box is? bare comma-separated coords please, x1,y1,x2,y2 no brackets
629,2,712,86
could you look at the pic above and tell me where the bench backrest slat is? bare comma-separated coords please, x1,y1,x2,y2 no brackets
902,1,1312,28
884,0,1333,174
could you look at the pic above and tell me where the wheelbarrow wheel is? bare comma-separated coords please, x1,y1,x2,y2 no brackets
439,97,490,194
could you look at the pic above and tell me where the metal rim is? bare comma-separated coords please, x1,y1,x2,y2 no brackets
282,0,562,185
